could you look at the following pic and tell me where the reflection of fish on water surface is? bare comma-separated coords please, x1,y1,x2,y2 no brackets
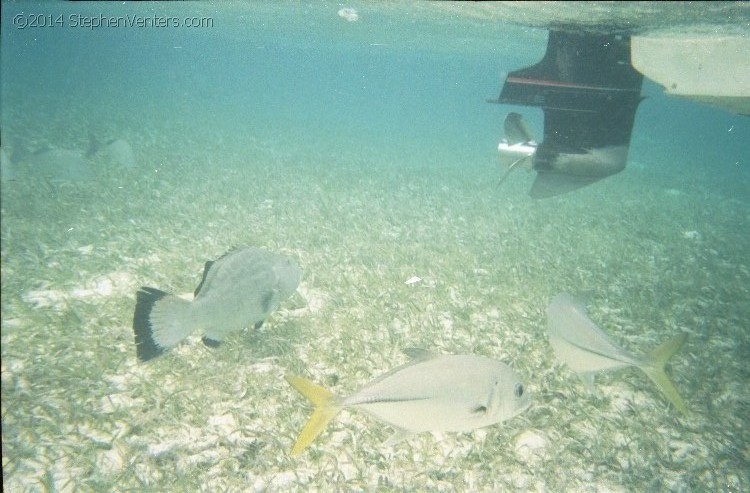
132,247,301,362
546,293,688,414
286,349,531,456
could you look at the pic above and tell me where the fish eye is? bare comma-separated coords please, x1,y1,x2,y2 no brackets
514,383,524,398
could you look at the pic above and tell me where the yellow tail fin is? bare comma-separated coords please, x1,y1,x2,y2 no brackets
640,332,688,414
285,375,342,456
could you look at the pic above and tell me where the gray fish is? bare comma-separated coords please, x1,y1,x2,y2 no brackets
20,148,95,183
133,247,301,361
286,349,531,456
546,293,687,413
89,138,137,169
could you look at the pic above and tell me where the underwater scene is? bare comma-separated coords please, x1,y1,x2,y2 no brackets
1,2,749,491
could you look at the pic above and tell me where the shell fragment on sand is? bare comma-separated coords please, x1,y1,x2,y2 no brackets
404,276,422,286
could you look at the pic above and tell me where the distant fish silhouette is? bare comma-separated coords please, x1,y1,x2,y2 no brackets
88,136,137,169
13,146,95,183
546,293,687,414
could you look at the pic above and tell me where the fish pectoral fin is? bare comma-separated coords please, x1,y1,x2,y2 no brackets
285,375,341,456
640,332,688,414
383,428,414,448
261,289,277,314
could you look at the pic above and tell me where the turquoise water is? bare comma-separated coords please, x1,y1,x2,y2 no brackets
2,2,749,491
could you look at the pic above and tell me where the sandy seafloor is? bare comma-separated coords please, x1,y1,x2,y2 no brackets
2,2,750,492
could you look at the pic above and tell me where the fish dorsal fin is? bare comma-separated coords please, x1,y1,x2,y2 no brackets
402,348,437,361
191,248,243,297
193,260,215,296
357,348,438,392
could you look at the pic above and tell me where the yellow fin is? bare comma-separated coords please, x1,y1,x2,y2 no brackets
285,375,341,456
639,332,688,414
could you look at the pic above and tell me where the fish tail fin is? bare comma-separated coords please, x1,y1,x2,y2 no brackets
640,332,688,414
132,287,193,362
285,375,342,456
